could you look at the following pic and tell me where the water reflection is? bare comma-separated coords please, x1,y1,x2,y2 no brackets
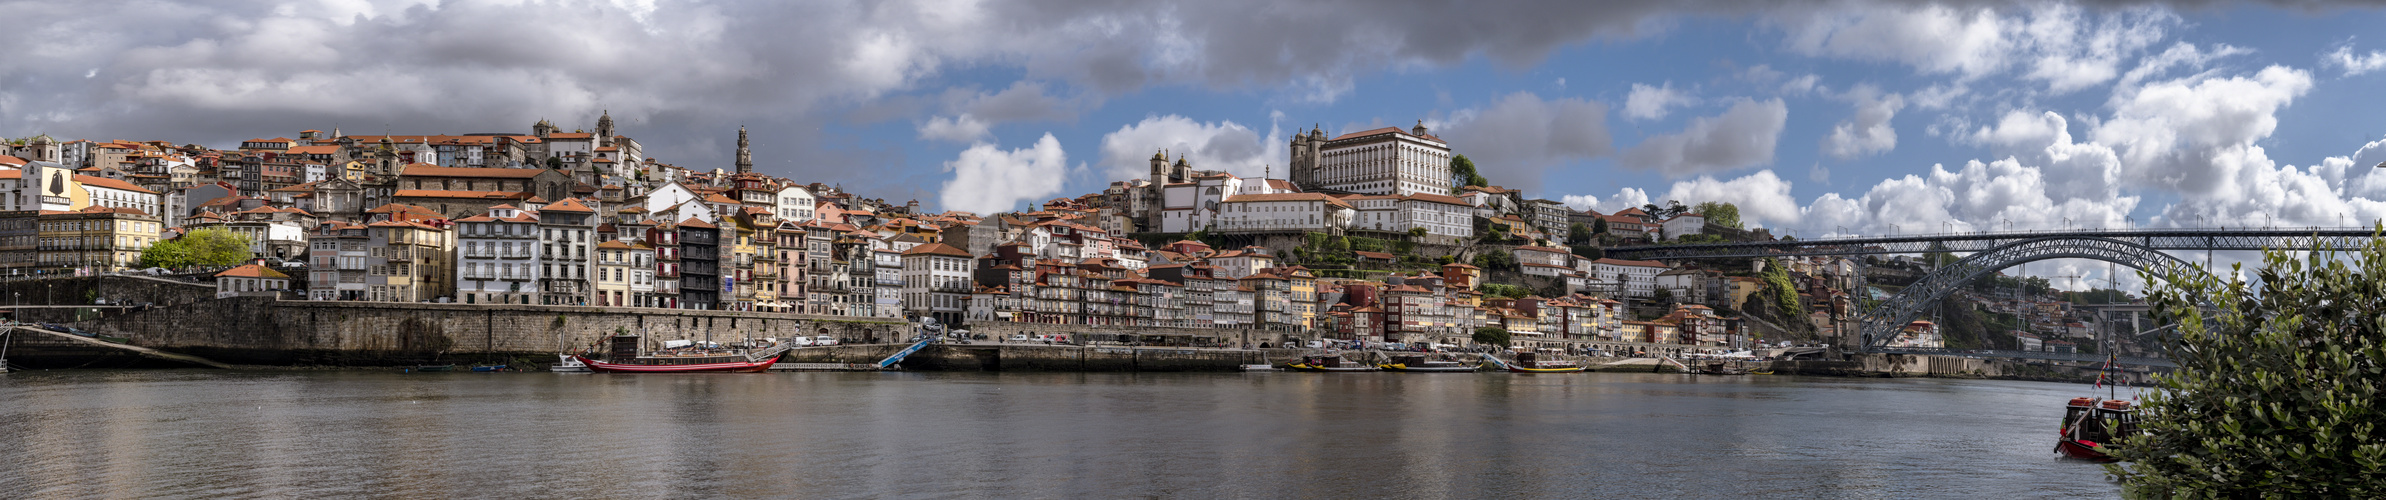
0,371,2130,498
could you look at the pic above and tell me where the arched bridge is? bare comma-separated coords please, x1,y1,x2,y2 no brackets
1844,236,2200,353
1607,227,2383,360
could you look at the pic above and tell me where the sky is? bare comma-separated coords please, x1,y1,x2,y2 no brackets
8,0,2386,290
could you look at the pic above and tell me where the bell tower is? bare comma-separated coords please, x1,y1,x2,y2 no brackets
734,126,753,174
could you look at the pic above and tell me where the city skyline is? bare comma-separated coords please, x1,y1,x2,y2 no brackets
7,2,2386,245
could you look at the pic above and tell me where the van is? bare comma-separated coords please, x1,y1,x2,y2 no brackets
792,336,815,347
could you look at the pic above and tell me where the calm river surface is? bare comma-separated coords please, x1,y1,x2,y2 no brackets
0,370,2132,499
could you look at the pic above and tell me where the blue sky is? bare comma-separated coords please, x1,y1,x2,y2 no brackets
8,0,2386,289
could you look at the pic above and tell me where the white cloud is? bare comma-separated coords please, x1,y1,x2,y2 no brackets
917,114,990,143
2325,43,2386,76
1096,114,1283,182
1436,92,1614,190
1622,82,1695,121
1769,3,2174,93
1560,189,1648,214
1822,85,1903,159
938,133,1070,214
2091,66,2315,195
1651,170,1803,228
1618,98,1786,176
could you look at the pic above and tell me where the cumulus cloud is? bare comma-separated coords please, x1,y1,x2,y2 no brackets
1768,3,2174,93
1623,82,1696,120
2325,43,2386,76
1096,114,1284,182
2092,65,2315,195
1823,85,1904,159
1436,92,1615,190
938,134,1070,215
1560,189,1649,214
918,114,992,143
1618,98,1787,176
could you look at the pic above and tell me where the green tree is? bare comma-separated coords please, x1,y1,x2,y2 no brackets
1591,217,1608,235
1759,258,1804,320
1449,154,1489,192
2107,242,2385,496
1408,227,1428,238
141,227,252,269
1692,201,1742,229
1568,222,1592,245
1472,326,1511,348
1472,250,1517,272
183,227,254,266
136,239,194,269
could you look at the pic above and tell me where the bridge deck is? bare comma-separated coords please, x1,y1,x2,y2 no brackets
1610,227,2383,260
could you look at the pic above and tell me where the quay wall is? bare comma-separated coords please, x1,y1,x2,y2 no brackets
779,343,1292,372
0,275,220,309
53,298,913,366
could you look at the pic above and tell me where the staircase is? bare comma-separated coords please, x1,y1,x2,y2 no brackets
876,337,936,368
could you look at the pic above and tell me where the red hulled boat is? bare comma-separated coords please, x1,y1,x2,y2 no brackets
574,353,779,373
2055,397,2139,462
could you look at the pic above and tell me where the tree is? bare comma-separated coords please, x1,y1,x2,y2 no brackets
1692,201,1742,229
1568,222,1592,245
1591,217,1608,235
2106,242,2385,496
544,156,563,169
1449,154,1489,191
141,227,251,269
1472,326,1511,348
1408,227,1428,238
1472,250,1517,272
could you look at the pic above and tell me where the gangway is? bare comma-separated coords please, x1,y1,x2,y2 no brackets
876,337,936,368
1475,353,1511,371
744,341,794,364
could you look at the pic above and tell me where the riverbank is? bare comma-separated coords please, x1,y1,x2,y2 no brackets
0,342,2147,385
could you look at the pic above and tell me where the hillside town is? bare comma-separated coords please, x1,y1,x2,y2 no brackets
0,116,2138,354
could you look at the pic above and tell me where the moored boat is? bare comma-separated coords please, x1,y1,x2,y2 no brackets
574,353,780,373
2055,397,2139,462
551,354,590,373
1286,354,1379,372
1378,354,1480,372
1498,351,1585,373
411,364,455,373
575,333,785,374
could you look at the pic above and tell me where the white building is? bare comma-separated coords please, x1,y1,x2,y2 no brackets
1158,172,1245,233
1514,245,1574,277
900,242,974,325
454,204,542,305
1208,193,1352,234
775,185,816,222
1592,258,1671,298
1347,193,1474,238
1661,213,1707,241
1311,122,1452,196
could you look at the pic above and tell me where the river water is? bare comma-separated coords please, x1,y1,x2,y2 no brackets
0,370,2133,498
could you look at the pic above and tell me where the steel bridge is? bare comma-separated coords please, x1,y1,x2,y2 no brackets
1604,227,2382,260
1606,227,2383,361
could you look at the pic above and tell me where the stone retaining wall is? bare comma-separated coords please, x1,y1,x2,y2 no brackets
65,298,915,366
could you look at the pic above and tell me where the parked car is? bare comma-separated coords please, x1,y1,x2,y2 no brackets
813,335,837,346
1010,334,1029,342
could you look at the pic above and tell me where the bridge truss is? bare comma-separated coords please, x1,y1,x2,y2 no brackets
1605,227,2381,261
1847,236,2206,352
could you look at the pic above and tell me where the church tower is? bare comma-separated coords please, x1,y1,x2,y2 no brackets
532,119,556,139
595,110,615,148
1288,128,1315,189
734,126,752,174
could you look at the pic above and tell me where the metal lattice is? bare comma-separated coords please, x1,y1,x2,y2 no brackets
1607,228,2380,261
1851,236,2203,351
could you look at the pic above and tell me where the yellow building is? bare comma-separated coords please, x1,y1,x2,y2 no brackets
1285,267,1317,330
38,206,160,273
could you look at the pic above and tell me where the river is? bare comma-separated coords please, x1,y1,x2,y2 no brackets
0,370,2134,498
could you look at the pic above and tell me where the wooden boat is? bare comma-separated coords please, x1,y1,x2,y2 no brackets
1500,352,1585,373
1239,364,1279,372
469,364,508,372
1286,354,1379,372
1378,355,1480,372
2056,397,2140,462
574,353,779,373
411,364,455,372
